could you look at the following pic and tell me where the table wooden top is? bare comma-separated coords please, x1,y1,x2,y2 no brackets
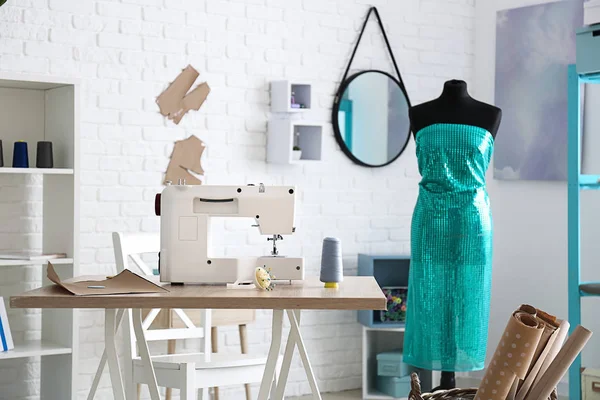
10,276,386,311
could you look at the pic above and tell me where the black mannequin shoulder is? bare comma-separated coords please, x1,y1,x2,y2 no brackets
470,100,502,137
471,99,502,118
410,98,502,137
408,100,442,134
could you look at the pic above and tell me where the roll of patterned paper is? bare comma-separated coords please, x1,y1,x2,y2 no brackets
527,325,592,400
514,310,558,399
515,324,559,400
474,311,544,400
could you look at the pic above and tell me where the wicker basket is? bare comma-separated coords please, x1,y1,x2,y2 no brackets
407,373,558,400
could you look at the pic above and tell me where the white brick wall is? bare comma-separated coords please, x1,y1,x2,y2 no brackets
0,0,475,399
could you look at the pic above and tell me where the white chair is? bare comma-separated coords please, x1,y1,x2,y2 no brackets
88,232,278,400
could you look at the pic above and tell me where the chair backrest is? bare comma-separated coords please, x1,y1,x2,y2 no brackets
112,232,159,276
111,232,211,359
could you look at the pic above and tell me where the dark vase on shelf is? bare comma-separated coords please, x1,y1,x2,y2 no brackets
36,141,53,168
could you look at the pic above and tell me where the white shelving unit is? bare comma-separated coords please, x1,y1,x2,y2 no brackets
267,119,323,164
362,326,407,400
270,80,312,112
0,340,72,360
0,167,74,174
0,72,79,400
0,258,74,267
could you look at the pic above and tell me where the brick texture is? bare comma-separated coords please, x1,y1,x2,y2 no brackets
0,0,475,399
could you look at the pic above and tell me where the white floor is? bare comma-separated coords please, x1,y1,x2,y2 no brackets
290,390,362,400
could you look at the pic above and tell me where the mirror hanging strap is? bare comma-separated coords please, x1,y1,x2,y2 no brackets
340,6,407,93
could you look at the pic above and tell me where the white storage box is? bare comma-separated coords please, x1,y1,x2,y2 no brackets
585,0,600,26
576,26,600,75
582,368,600,400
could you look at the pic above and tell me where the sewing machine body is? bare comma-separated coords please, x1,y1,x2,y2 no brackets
159,184,305,284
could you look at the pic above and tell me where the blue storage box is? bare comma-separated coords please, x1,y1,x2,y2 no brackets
577,25,600,75
377,350,409,377
376,375,411,398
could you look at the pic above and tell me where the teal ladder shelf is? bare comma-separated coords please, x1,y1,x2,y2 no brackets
567,63,600,400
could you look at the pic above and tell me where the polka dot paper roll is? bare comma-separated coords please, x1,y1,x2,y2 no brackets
474,311,544,400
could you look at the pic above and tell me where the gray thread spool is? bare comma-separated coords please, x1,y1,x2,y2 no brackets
320,237,343,288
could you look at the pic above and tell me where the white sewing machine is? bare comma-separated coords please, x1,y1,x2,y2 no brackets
157,183,305,285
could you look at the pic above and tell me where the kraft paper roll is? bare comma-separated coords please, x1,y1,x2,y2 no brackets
531,319,570,389
527,325,592,400
516,319,569,400
515,314,558,399
515,325,558,400
506,378,519,400
474,311,544,400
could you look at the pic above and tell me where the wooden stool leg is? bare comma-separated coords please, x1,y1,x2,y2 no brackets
137,385,141,400
239,324,252,400
165,339,176,400
212,326,219,400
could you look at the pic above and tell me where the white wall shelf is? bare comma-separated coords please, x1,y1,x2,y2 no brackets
270,80,312,113
267,119,323,164
0,341,72,360
0,258,73,267
0,167,74,175
0,72,80,400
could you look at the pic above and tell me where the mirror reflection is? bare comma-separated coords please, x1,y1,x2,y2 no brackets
334,71,411,167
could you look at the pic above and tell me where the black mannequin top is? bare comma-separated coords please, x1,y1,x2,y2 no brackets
409,80,502,139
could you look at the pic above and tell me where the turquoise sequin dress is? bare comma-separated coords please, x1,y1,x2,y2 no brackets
403,123,494,372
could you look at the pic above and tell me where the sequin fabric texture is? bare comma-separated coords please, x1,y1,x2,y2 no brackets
403,123,494,372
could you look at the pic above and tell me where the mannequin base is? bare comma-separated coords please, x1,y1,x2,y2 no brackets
431,371,456,391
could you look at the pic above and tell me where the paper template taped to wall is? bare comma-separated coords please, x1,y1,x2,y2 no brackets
0,297,14,352
156,65,210,125
47,262,168,296
164,135,206,185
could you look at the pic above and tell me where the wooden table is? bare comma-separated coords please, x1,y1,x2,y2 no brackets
12,276,385,400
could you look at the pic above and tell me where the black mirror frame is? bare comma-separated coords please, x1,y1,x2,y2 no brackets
332,69,412,168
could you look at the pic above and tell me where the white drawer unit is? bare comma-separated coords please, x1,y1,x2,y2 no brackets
583,368,600,400
576,25,600,75
585,0,600,26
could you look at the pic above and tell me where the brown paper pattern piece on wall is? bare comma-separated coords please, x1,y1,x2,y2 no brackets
474,311,544,400
164,135,206,185
156,65,211,125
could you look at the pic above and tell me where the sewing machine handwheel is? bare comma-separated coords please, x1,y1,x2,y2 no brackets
155,193,161,216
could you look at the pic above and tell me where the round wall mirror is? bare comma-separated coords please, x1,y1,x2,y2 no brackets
332,70,411,167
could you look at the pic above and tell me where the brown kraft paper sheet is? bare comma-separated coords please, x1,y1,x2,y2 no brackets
47,262,168,296
474,311,544,400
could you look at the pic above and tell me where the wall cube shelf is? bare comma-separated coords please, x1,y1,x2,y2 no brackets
358,254,410,329
267,119,323,164
270,80,312,113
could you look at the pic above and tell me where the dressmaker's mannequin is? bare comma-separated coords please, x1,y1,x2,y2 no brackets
409,80,501,137
403,80,501,391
